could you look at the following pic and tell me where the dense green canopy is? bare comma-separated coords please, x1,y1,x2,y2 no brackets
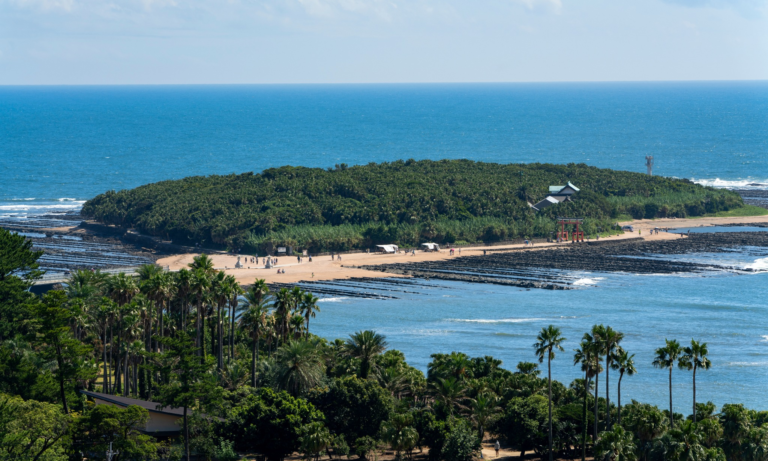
82,160,743,252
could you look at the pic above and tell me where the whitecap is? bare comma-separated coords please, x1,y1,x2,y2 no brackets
318,297,349,303
761,335,768,343
446,318,546,324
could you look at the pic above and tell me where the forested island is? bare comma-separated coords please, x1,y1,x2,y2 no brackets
2,228,765,461
82,160,745,252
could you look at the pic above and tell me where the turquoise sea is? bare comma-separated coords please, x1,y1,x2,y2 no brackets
1,82,768,411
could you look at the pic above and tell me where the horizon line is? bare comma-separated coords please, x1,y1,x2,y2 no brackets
1,78,767,87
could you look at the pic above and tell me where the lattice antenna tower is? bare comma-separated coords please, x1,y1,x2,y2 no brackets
645,156,654,176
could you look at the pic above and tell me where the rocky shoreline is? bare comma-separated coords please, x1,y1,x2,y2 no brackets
359,231,768,290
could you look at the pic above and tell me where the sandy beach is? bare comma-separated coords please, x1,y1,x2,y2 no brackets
157,226,680,285
156,213,768,286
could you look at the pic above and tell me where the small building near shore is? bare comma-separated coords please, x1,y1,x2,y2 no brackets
547,182,580,202
532,182,580,212
532,196,560,211
80,390,185,438
376,244,399,254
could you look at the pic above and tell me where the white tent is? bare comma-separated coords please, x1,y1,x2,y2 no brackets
421,243,440,251
376,244,399,254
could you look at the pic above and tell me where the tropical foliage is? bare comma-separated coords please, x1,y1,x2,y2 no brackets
81,160,743,251
1,228,763,461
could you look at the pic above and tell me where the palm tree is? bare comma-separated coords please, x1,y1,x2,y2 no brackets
189,269,211,357
611,347,636,426
275,339,324,395
273,288,294,345
344,330,388,379
429,377,469,416
534,325,566,461
589,325,606,438
652,339,683,427
594,425,636,461
153,272,175,352
300,292,320,338
469,392,501,440
597,326,624,429
574,334,601,461
211,271,229,370
381,413,419,460
290,314,305,340
106,273,138,394
240,285,272,386
227,276,244,360
679,339,711,423
189,253,215,275
174,269,192,332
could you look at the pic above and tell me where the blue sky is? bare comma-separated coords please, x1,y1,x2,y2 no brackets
0,0,766,84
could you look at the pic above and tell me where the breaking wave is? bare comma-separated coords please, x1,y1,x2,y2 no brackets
691,178,768,190
743,257,768,272
447,317,546,324
572,277,605,286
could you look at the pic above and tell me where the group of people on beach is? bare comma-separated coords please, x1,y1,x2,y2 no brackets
331,253,342,261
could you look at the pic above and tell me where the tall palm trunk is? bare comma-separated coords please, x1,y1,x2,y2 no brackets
251,330,259,387
196,299,202,356
159,299,164,352
547,356,553,461
103,328,109,393
230,302,235,360
116,313,122,395
108,322,113,394
668,368,674,426
618,371,624,426
593,370,599,439
581,372,590,461
123,337,130,397
692,365,697,423
605,355,611,429
217,303,223,370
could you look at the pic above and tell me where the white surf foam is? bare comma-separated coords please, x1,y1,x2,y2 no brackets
0,202,85,212
727,361,768,367
318,297,349,303
761,335,768,343
691,178,768,190
744,257,768,272
573,277,605,286
447,317,546,324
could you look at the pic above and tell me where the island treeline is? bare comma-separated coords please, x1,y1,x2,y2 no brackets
81,160,743,253
3,228,765,461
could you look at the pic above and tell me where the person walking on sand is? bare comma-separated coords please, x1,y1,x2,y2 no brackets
495,441,500,458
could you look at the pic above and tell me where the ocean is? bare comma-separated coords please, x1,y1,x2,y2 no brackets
2,82,768,411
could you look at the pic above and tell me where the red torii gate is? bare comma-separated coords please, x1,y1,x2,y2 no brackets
556,217,585,242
